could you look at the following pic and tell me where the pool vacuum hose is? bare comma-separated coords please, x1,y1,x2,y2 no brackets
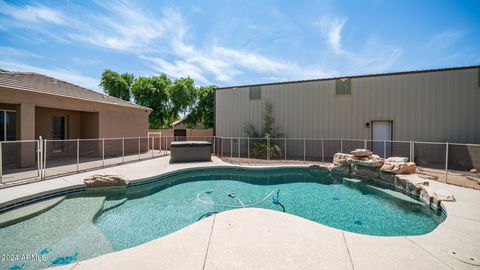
197,188,281,209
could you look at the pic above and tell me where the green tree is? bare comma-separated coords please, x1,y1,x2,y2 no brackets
168,77,197,119
100,69,214,129
99,69,134,101
131,74,171,128
185,85,215,128
244,100,283,158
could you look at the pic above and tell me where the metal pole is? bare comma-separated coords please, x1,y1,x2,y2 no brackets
384,140,387,158
37,138,41,178
221,138,224,159
122,137,125,163
0,142,3,184
303,138,306,163
284,138,287,160
151,136,154,158
43,139,47,179
412,141,415,163
102,138,105,167
340,138,343,153
267,137,270,164
321,139,325,163
409,141,412,162
445,142,449,183
230,137,233,159
213,137,216,155
238,137,240,164
247,137,250,159
138,137,141,160
364,139,367,149
76,138,79,172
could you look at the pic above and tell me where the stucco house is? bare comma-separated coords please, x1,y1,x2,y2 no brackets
0,70,151,170
0,70,151,142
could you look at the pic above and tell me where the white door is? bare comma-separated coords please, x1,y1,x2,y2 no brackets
372,121,392,157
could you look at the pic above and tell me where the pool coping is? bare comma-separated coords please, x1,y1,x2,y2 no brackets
1,156,479,269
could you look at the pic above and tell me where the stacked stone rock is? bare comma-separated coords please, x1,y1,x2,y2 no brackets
328,149,455,209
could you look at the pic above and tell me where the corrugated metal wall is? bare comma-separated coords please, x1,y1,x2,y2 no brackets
215,67,480,144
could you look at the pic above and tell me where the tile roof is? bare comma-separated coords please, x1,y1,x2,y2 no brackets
0,70,151,110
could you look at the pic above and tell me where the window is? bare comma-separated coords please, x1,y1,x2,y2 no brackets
249,86,261,100
335,78,351,95
0,109,16,141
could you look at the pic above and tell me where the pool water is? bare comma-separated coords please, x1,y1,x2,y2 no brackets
0,167,445,269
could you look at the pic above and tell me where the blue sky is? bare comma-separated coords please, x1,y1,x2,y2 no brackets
0,0,479,91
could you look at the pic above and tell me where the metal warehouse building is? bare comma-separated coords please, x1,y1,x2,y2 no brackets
215,66,480,144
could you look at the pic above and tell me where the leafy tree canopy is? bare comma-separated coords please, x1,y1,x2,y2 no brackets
100,69,215,129
99,69,134,101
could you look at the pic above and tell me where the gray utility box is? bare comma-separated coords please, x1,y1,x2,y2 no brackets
170,141,212,162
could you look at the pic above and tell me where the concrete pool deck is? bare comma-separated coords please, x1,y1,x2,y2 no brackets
0,156,479,269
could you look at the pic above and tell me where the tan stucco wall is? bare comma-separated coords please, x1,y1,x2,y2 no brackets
0,87,150,140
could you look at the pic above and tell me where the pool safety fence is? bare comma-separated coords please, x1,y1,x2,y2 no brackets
0,136,479,188
214,137,480,187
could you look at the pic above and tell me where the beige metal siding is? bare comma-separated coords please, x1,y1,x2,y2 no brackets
215,68,480,143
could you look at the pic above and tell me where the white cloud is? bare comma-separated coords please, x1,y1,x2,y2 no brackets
142,9,338,84
317,17,348,54
68,1,165,51
0,60,100,91
425,30,464,51
142,56,212,85
350,36,403,73
0,46,42,58
0,0,65,25
0,2,349,85
317,16,402,73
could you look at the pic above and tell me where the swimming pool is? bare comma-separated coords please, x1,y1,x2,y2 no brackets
0,167,445,269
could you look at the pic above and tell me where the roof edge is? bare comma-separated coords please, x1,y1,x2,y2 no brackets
0,70,152,111
215,65,480,90
0,85,153,111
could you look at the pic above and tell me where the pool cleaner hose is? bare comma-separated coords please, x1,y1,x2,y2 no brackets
196,188,280,209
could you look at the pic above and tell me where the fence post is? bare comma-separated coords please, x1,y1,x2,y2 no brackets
230,137,233,159
284,138,287,160
213,137,216,155
221,138,224,159
238,137,240,164
364,139,367,149
151,136,154,158
384,140,387,158
138,137,141,160
445,142,449,183
102,138,105,167
321,139,325,163
76,138,80,172
412,141,415,163
267,137,270,164
247,137,250,159
340,138,343,153
303,138,306,163
0,142,2,184
122,137,125,163
43,139,47,179
409,141,412,161
38,137,42,179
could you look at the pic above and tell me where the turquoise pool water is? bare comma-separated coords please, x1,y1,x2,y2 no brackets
0,167,445,269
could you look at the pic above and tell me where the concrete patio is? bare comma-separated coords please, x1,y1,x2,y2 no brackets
0,156,479,270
